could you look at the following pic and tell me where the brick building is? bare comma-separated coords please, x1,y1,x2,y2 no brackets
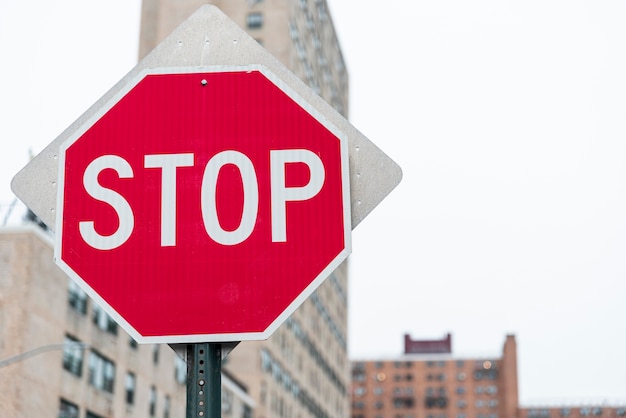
351,334,626,418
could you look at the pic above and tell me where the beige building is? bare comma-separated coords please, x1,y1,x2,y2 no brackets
139,0,349,118
0,224,254,417
138,1,352,417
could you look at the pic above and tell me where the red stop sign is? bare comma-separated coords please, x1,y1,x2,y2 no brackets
54,66,351,343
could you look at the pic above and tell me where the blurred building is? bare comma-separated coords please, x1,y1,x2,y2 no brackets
520,406,626,418
139,1,351,417
139,0,349,118
351,334,626,418
351,334,519,418
0,224,254,417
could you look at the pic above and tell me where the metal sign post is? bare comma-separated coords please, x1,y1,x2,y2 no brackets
186,343,222,418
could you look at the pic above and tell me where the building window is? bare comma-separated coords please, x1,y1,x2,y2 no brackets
125,372,136,405
68,279,87,314
92,304,117,335
560,409,571,417
222,389,233,413
149,385,157,417
529,409,551,418
246,12,263,29
175,355,187,384
243,405,252,418
129,337,138,349
59,398,79,418
153,345,160,365
88,351,115,393
86,411,104,418
62,335,84,377
164,395,171,418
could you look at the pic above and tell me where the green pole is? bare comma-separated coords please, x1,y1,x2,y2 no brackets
186,343,221,417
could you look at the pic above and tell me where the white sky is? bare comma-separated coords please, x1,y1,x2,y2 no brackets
1,0,625,405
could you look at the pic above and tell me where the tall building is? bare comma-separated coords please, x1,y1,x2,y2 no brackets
0,223,254,417
139,0,349,117
138,1,351,417
350,334,519,418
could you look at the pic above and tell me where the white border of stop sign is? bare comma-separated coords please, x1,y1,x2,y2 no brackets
53,65,352,343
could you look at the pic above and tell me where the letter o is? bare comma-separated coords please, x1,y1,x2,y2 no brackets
201,150,259,245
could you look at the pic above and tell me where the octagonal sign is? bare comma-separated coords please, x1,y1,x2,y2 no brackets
54,65,351,343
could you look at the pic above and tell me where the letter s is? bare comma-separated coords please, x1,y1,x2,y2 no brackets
79,155,134,250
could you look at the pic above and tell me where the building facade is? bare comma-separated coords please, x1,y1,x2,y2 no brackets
351,334,626,418
0,225,254,417
139,1,352,418
520,406,626,418
350,334,519,418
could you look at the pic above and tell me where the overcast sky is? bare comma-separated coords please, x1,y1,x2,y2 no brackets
1,0,625,405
